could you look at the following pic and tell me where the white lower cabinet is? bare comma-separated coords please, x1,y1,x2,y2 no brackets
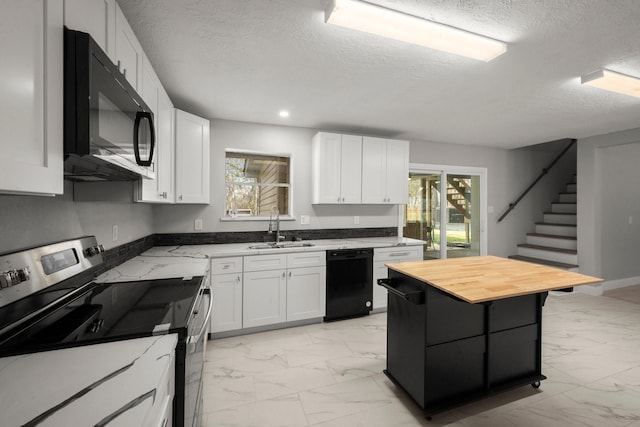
243,269,287,328
286,266,326,322
373,245,423,309
241,251,326,330
210,257,243,333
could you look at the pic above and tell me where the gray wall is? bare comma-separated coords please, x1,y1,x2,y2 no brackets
578,128,640,281
154,119,574,258
0,181,153,253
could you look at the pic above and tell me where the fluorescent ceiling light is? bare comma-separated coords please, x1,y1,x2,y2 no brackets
325,0,507,62
279,110,290,118
581,69,640,98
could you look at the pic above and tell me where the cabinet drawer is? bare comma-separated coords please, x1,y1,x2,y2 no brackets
374,245,422,262
211,257,243,275
489,294,539,333
425,285,485,346
489,324,539,386
286,251,326,268
244,254,287,272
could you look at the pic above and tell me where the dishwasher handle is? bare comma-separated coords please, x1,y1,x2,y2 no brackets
377,278,425,305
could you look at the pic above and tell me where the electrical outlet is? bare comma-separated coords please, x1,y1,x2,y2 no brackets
194,219,203,230
112,225,118,241
300,215,310,225
354,216,360,225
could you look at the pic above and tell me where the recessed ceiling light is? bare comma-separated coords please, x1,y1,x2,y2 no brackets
279,110,290,118
325,0,507,62
581,69,640,99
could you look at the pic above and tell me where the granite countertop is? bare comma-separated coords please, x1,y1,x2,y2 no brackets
136,236,426,260
0,334,177,427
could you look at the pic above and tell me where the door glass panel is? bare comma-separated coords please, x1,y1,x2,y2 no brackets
446,175,480,258
404,173,441,260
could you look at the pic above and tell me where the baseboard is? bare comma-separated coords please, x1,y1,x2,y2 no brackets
603,276,640,292
576,283,603,296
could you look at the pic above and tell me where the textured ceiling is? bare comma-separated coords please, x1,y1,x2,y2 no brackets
118,0,640,148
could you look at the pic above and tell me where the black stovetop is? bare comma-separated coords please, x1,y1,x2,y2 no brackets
0,276,203,357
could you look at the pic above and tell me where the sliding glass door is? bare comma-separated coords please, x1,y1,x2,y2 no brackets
403,165,487,260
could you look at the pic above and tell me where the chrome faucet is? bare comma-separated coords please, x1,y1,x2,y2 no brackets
268,206,284,244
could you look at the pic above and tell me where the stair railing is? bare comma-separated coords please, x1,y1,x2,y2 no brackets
497,138,577,223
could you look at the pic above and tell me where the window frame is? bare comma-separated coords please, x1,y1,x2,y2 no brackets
222,148,294,221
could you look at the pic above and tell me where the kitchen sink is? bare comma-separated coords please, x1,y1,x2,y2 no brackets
247,242,315,250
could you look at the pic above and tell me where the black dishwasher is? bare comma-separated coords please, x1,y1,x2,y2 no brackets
325,248,373,321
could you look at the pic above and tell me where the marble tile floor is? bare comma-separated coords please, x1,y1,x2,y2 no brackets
203,286,640,426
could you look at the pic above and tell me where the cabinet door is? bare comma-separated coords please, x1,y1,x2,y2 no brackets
210,273,243,333
243,270,286,328
287,266,326,321
138,56,174,203
312,132,343,204
64,0,116,60
339,134,362,203
0,0,64,196
175,109,210,204
114,4,143,91
384,139,409,204
361,136,387,204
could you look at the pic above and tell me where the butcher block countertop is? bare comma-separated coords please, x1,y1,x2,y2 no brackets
385,255,603,303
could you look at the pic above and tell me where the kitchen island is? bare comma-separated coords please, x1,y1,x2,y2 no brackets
378,256,602,419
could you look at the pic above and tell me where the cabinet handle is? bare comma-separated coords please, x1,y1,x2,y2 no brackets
236,276,240,283
179,195,183,201
282,272,286,278
337,197,341,202
389,252,411,257
288,271,292,278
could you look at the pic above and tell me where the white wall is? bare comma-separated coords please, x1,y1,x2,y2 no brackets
578,128,640,283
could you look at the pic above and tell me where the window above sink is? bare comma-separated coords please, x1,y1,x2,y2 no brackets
224,150,292,220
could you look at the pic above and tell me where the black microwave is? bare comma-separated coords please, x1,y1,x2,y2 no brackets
64,28,155,181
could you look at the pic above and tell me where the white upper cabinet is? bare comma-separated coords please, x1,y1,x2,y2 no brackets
362,137,409,204
312,132,362,204
0,0,64,196
175,109,210,204
64,0,116,61
138,54,174,203
114,4,143,92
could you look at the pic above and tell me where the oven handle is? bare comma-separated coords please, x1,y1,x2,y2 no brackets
188,285,213,346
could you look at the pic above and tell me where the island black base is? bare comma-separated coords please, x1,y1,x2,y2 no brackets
379,270,548,419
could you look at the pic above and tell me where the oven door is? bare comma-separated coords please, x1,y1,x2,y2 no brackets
184,282,212,427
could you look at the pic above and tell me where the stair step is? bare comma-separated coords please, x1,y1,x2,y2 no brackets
509,255,578,270
543,212,576,225
566,183,577,193
558,193,577,203
517,244,577,254
535,223,577,237
517,243,578,265
551,203,577,214
526,233,577,250
526,233,576,240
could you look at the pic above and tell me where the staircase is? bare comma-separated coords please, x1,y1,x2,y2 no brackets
509,176,578,272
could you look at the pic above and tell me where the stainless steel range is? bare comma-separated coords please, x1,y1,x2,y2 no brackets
0,236,211,427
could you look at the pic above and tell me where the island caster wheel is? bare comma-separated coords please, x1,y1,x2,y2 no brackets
531,381,541,389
